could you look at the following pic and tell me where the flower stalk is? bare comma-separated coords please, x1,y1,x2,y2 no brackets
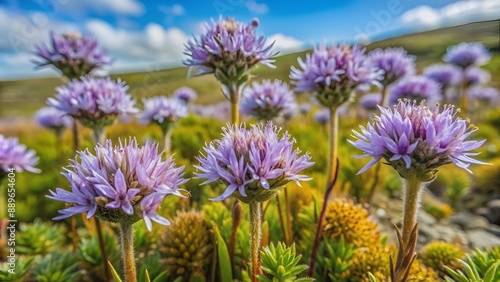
459,73,468,113
162,126,173,156
120,222,137,282
249,201,262,282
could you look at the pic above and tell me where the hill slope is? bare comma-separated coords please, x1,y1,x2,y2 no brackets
0,20,498,118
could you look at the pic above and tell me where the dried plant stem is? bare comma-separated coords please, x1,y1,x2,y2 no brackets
95,218,112,281
275,194,288,244
249,201,262,282
120,222,137,282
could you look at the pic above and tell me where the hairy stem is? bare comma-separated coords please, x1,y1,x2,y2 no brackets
72,119,80,151
325,107,339,190
231,97,239,124
402,177,423,250
120,222,137,282
249,201,262,282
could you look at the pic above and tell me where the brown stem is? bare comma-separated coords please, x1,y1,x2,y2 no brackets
381,85,389,107
249,201,262,282
325,107,339,190
95,218,112,281
366,162,382,204
401,177,422,250
276,194,288,244
72,119,79,151
308,158,340,276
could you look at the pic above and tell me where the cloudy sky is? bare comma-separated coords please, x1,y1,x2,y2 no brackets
0,0,499,79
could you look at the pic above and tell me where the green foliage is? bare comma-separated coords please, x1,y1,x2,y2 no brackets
423,202,454,221
137,252,169,282
444,256,500,282
316,236,354,281
16,218,67,255
466,246,500,281
214,225,232,282
421,241,465,276
0,258,33,281
445,174,471,210
31,251,80,282
78,230,121,281
257,242,313,282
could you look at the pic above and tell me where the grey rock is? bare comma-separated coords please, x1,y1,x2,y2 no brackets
486,224,500,237
466,229,500,249
486,200,500,225
419,210,437,225
450,212,489,230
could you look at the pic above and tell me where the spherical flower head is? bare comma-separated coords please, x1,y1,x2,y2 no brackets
47,76,138,130
47,138,188,231
299,103,311,115
33,31,111,79
367,47,416,87
173,87,197,104
423,64,462,88
35,107,73,131
0,135,40,175
464,66,490,87
349,100,488,182
388,76,442,106
195,122,314,203
290,44,383,108
240,79,297,121
468,86,500,104
184,17,276,86
138,96,188,132
443,42,491,69
314,108,329,125
359,93,382,111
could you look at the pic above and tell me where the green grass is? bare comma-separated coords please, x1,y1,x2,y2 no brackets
0,20,498,118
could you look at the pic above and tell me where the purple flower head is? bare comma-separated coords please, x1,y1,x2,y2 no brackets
468,86,500,104
47,77,138,130
47,138,188,231
240,79,297,121
359,93,382,111
464,66,490,87
195,122,313,203
314,108,330,126
349,99,488,182
388,76,442,106
423,64,462,88
139,96,188,131
173,87,197,104
35,107,74,131
299,103,311,115
290,44,383,108
443,42,491,69
184,17,276,87
0,135,40,175
33,31,112,79
367,47,416,87
192,102,230,121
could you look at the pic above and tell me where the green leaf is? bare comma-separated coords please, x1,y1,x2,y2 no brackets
483,261,500,282
214,225,233,282
108,261,123,282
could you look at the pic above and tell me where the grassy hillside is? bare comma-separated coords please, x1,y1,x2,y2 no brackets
0,20,498,118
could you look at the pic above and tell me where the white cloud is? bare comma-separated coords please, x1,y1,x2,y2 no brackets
59,0,144,16
160,4,185,16
399,0,500,31
246,0,269,14
266,33,304,54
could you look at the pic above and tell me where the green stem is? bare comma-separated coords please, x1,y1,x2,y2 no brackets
275,194,288,244
162,127,173,156
249,201,262,282
401,177,423,250
227,83,240,124
92,127,106,145
325,107,339,190
459,72,468,113
120,222,137,282
284,187,294,245
380,85,389,107
72,119,80,151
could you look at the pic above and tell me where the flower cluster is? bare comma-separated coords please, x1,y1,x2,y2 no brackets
349,100,487,181
443,42,491,68
388,76,441,106
33,31,111,78
423,64,462,88
35,107,74,131
0,135,40,174
195,122,313,203
47,77,138,129
184,17,276,85
464,66,490,87
359,93,382,111
290,44,382,108
139,96,188,131
47,138,187,231
367,47,415,87
173,87,197,104
240,79,297,121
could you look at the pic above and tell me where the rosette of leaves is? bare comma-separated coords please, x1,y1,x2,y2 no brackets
257,242,313,282
159,210,214,281
0,258,33,281
137,252,168,282
445,256,500,282
315,236,354,281
78,231,120,281
466,246,500,281
421,241,465,276
31,251,80,282
16,218,66,255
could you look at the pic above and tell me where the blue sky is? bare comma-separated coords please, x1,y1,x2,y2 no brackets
0,0,499,79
